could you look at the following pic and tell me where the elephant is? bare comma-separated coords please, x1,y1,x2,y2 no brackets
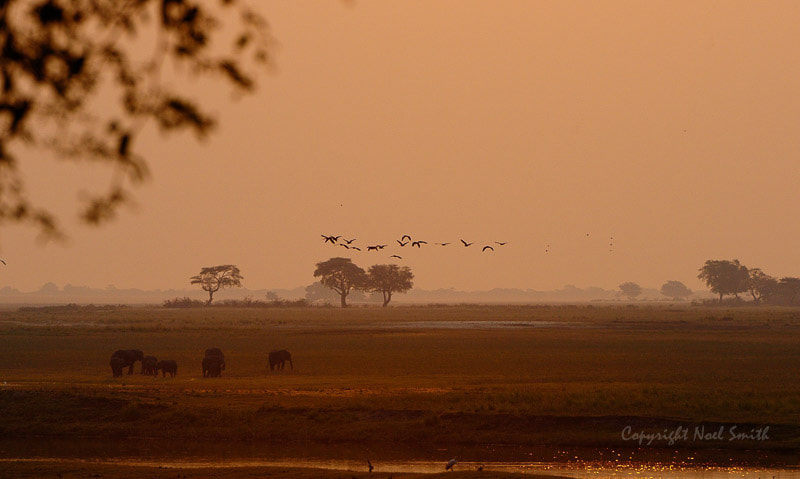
268,350,293,371
141,356,159,376
202,356,223,377
109,356,126,377
157,360,177,378
202,348,225,377
110,349,144,375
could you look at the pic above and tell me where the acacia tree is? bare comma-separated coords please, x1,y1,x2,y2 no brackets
0,0,272,237
190,265,243,305
697,259,749,303
660,280,692,301
618,282,642,301
313,257,366,308
367,264,414,307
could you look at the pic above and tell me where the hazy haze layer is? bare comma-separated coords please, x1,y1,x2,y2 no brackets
7,1,800,292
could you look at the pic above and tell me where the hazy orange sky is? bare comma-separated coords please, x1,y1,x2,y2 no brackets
7,1,800,293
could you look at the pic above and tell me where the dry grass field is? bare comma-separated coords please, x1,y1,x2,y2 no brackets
1,304,799,476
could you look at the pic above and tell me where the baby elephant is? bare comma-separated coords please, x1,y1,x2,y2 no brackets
141,356,159,376
157,360,178,378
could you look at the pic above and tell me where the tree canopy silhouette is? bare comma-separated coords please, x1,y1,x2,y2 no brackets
313,257,366,308
366,263,413,307
746,268,776,303
190,264,243,305
697,259,749,303
618,281,642,301
0,0,271,237
660,280,691,301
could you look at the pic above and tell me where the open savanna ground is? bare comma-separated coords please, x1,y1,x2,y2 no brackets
1,304,799,469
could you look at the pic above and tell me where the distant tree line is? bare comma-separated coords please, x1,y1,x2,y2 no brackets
698,259,800,305
616,280,692,301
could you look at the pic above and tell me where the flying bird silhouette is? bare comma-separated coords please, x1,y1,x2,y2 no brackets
495,241,508,246
397,240,409,247
445,458,458,471
321,235,340,244
340,244,350,249
377,244,388,249
482,245,494,252
0,259,5,265
401,235,412,242
351,247,362,251
367,246,379,252
436,242,450,246
344,238,356,244
460,239,473,247
412,241,427,248
390,255,402,259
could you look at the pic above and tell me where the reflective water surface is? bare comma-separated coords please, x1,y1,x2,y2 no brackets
1,440,798,478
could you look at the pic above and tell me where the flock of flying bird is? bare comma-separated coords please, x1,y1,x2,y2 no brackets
320,234,508,259
321,232,616,258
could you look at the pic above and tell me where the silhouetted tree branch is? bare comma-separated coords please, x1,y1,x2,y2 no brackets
0,0,272,238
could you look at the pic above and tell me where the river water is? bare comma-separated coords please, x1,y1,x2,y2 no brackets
1,440,797,478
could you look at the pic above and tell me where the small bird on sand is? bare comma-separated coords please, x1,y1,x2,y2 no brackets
446,458,458,471
477,464,484,471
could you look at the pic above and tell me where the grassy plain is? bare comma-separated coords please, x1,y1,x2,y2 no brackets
1,304,799,470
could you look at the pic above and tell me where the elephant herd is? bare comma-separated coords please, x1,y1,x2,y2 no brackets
109,348,292,377
109,349,177,378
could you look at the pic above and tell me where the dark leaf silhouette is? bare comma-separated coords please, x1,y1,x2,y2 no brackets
0,0,273,238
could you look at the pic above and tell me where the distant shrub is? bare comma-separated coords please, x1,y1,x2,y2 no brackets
163,296,309,308
162,297,205,308
17,303,128,313
214,298,308,308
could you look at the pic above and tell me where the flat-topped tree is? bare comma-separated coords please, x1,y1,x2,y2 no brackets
190,265,243,305
313,257,366,308
367,264,414,307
